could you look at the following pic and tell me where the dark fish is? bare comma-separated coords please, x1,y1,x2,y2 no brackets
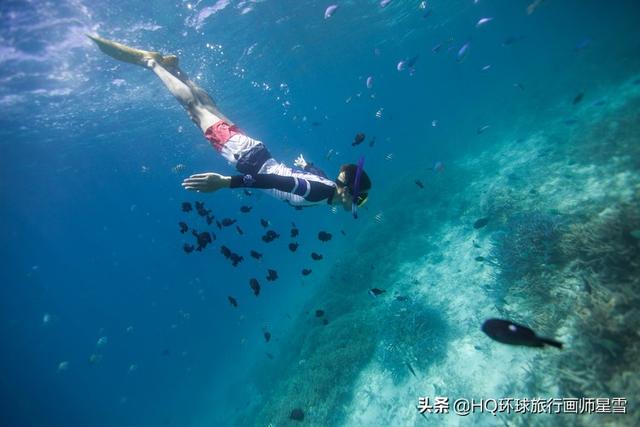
206,215,214,225
179,222,189,233
236,225,244,235
352,132,366,146
181,202,192,212
263,330,271,343
369,137,376,147
432,42,443,53
289,242,299,252
183,243,195,254
481,318,563,349
415,180,424,189
220,246,231,258
291,227,299,238
395,295,408,302
311,252,323,261
194,231,213,251
240,205,252,213
315,309,325,317
250,250,263,260
230,253,243,267
249,278,260,296
572,92,584,105
340,230,346,236
194,201,211,217
221,218,237,227
262,230,280,243
228,296,238,307
311,121,321,127
266,269,278,281
260,218,269,228
322,318,329,325
473,217,489,229
302,268,312,276
244,190,252,196
368,288,386,297
216,220,222,230
290,408,304,421
318,231,332,242
475,256,485,262
266,352,274,359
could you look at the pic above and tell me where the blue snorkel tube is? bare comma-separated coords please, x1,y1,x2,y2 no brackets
351,156,365,219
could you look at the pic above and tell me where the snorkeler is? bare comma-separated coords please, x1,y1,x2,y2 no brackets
88,35,372,218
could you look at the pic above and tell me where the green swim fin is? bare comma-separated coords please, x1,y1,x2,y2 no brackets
87,34,178,68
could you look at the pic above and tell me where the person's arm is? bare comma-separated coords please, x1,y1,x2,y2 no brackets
182,172,335,202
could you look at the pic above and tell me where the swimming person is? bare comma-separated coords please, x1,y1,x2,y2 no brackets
88,35,372,218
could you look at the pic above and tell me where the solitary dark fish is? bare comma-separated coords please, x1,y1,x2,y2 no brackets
250,250,263,260
352,132,366,146
368,288,386,297
340,230,346,236
481,318,563,349
262,230,280,243
179,222,189,233
315,309,325,317
221,218,237,227
318,231,332,242
290,408,304,421
263,330,271,343
230,253,243,267
572,92,584,105
260,218,269,228
473,217,489,229
302,268,312,276
311,252,323,261
289,242,299,252
240,205,252,213
183,243,195,254
475,256,485,262
228,296,238,307
236,225,244,235
181,202,192,212
415,180,424,189
266,269,278,281
220,245,231,258
249,278,260,296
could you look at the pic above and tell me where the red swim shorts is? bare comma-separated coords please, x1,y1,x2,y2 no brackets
205,120,242,151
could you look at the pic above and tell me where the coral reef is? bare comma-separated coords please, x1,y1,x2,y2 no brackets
489,211,565,285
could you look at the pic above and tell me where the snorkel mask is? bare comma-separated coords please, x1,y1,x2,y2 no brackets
351,156,366,219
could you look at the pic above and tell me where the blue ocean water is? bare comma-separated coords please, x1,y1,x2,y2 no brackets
1,1,639,426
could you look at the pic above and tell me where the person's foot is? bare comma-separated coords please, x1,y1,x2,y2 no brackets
88,34,179,68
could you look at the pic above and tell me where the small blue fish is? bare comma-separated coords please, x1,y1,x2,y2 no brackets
457,42,470,62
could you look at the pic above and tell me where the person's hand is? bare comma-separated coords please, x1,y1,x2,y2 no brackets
182,173,231,192
294,154,308,169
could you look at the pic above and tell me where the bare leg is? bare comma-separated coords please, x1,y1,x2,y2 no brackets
146,59,232,132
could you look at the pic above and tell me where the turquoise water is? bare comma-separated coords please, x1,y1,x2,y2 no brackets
1,1,639,426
